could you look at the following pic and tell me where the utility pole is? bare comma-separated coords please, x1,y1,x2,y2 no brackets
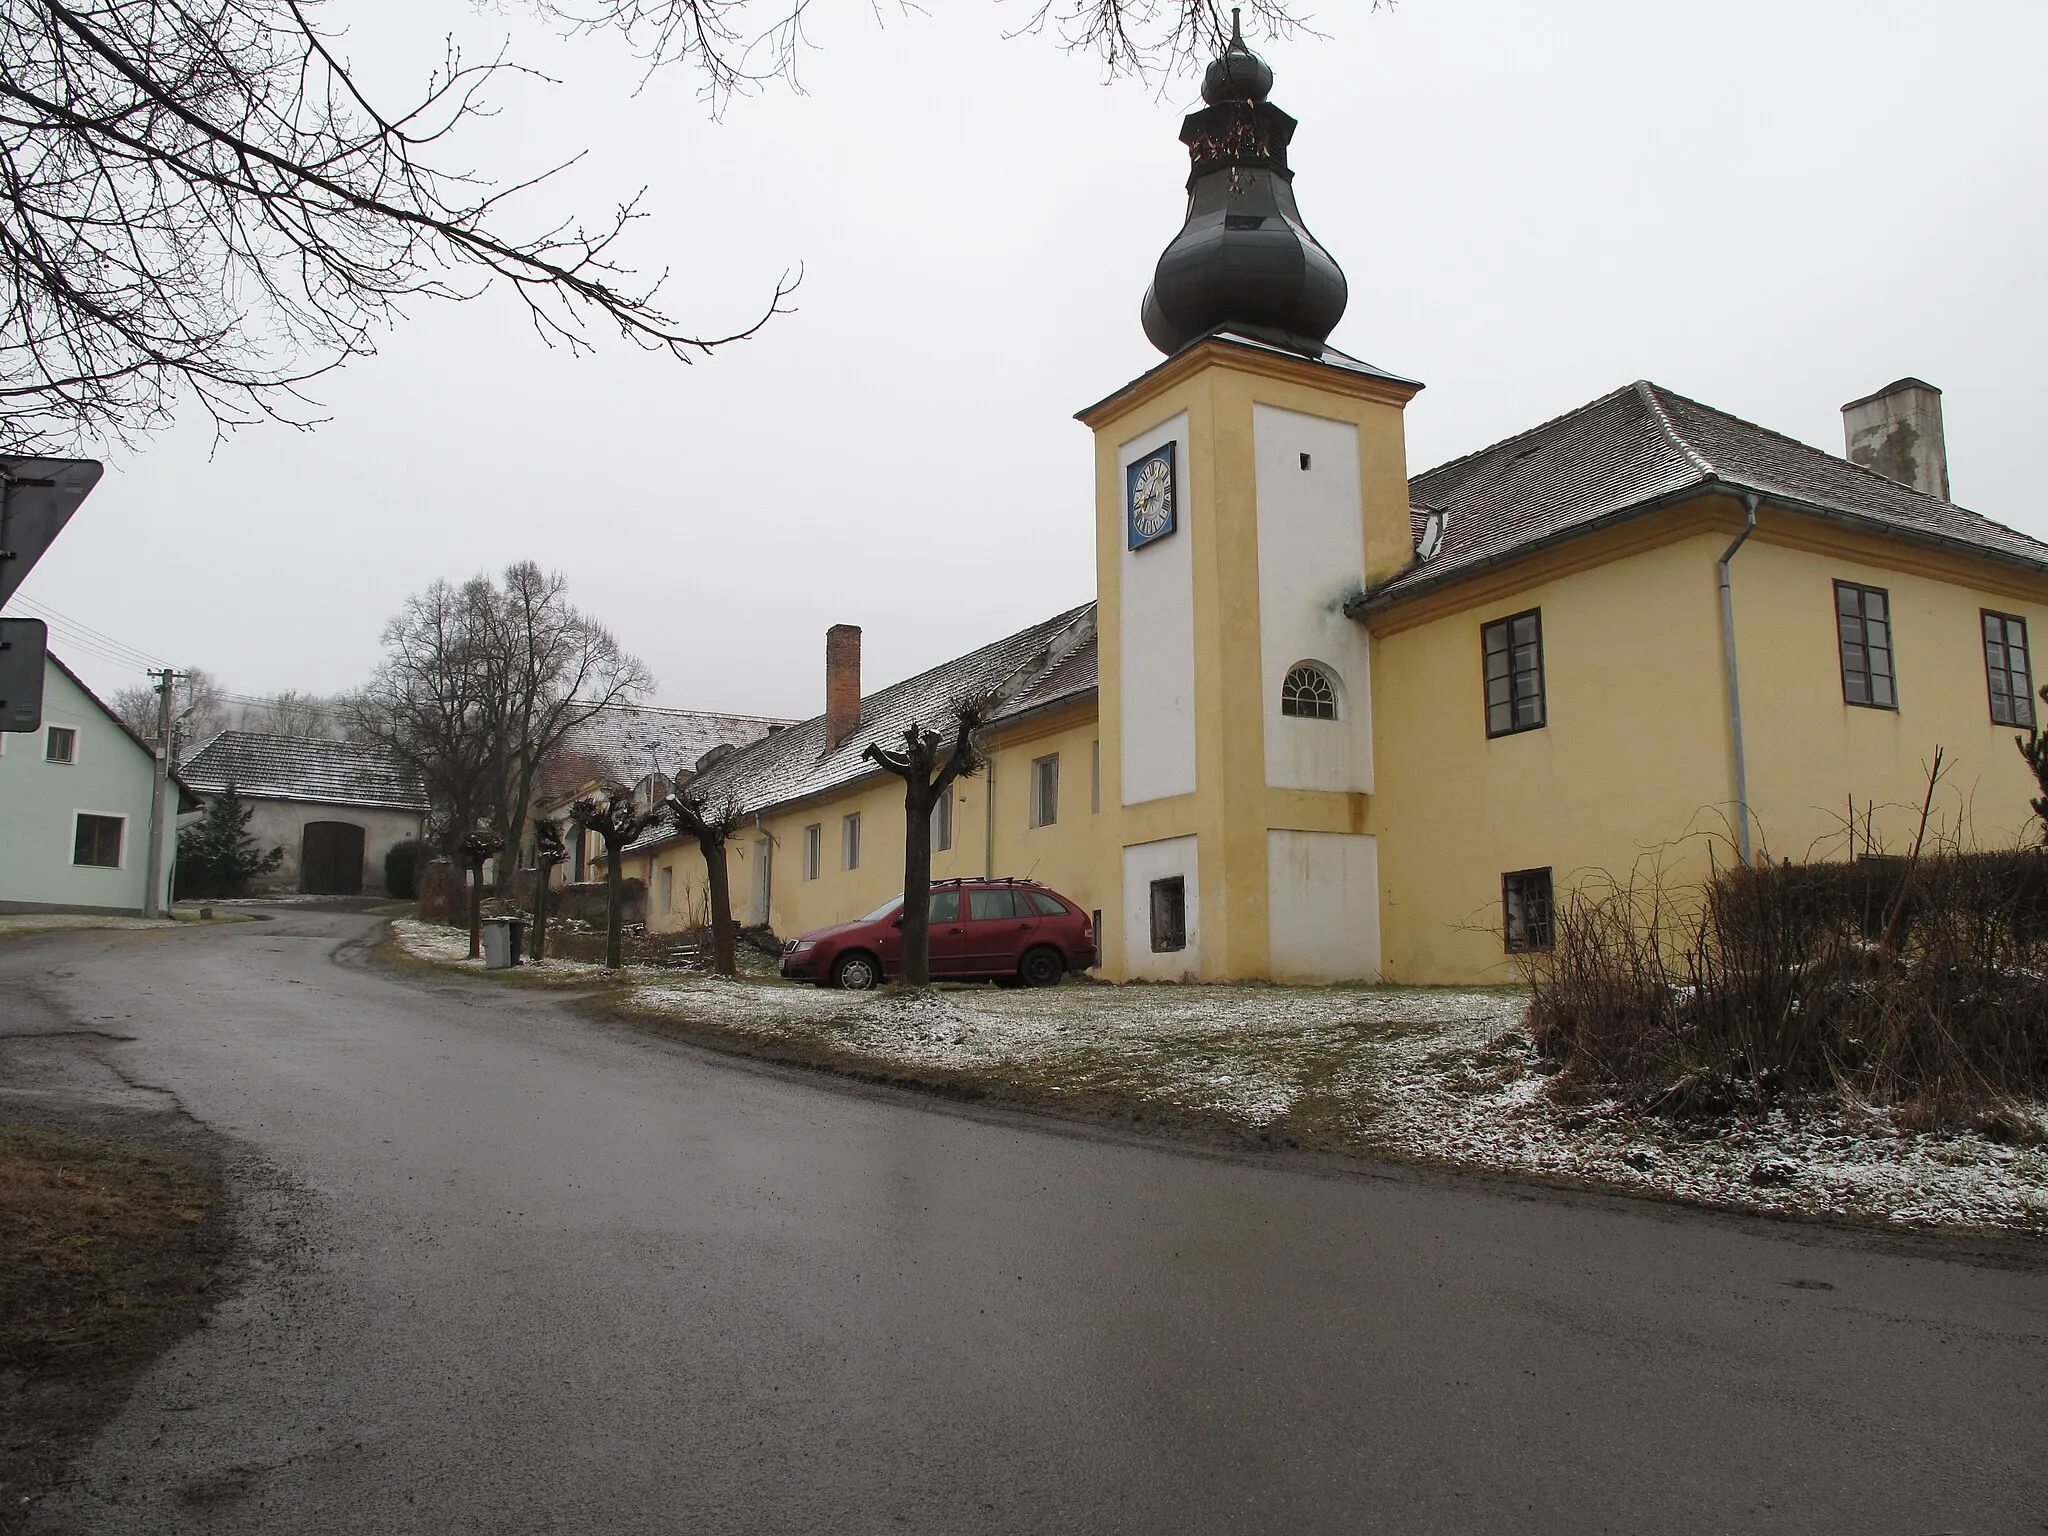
142,668,177,918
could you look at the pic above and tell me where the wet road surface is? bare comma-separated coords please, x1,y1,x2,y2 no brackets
2,910,2044,1533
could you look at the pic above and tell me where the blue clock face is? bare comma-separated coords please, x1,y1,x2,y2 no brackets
1127,443,1177,550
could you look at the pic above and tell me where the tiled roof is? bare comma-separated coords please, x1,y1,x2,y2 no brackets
178,731,429,812
1356,380,2048,611
562,702,794,788
627,604,1097,851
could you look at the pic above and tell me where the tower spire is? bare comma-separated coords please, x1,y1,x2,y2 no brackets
1139,24,1348,357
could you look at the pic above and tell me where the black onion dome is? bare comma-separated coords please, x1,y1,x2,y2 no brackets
1140,15,1348,358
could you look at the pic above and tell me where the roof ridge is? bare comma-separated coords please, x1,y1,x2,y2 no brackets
1632,380,1717,479
1408,381,1645,486
1643,380,1992,514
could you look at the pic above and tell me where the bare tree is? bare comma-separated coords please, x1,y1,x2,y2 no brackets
243,689,339,738
570,782,654,969
110,666,228,751
544,0,1311,109
861,693,989,988
458,826,504,960
664,785,744,976
488,561,654,861
529,815,566,961
2,0,794,454
345,577,505,854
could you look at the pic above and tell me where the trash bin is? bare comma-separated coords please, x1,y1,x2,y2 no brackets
481,916,525,969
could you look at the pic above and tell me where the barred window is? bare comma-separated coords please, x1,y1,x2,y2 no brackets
1280,664,1338,720
1482,610,1546,736
1984,610,2034,728
1149,877,1187,953
1835,582,1896,709
1503,868,1553,954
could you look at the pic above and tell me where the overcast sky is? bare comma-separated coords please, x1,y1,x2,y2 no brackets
14,0,2047,721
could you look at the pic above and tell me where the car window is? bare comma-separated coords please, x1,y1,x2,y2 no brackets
968,887,1020,920
859,896,903,921
1026,891,1067,917
929,890,962,923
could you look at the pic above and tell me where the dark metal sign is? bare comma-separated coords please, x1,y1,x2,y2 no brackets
1,457,103,608
0,617,48,733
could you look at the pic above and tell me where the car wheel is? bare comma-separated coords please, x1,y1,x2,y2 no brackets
832,952,881,991
1019,946,1065,988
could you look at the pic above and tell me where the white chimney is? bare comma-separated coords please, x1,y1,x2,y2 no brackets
1841,378,1949,500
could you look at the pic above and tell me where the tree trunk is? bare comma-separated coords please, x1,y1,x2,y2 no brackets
530,859,551,962
604,842,625,970
467,856,485,959
701,834,737,977
898,780,937,987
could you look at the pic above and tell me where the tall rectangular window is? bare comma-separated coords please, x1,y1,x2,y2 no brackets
932,792,953,852
1835,581,1896,708
658,865,674,915
841,813,861,871
1984,610,2034,727
1482,609,1546,737
73,813,123,868
1503,868,1554,954
1091,740,1101,814
45,726,76,763
1030,754,1059,828
1149,877,1187,953
803,823,822,881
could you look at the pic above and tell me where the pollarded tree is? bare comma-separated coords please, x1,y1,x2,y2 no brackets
530,817,567,962
570,784,656,970
459,827,505,960
664,787,745,977
861,693,992,988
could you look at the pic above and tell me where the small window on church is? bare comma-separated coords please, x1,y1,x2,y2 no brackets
1280,664,1338,720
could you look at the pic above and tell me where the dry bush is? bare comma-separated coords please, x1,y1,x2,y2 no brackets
1529,850,2048,1129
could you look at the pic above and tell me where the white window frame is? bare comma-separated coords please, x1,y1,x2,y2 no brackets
1030,753,1059,829
1090,740,1100,815
803,823,822,881
46,724,78,764
841,812,861,871
932,791,953,853
72,809,127,869
658,864,674,915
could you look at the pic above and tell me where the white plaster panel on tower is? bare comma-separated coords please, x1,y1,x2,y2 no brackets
1122,834,1200,981
1253,405,1374,793
1266,830,1380,983
1118,413,1198,806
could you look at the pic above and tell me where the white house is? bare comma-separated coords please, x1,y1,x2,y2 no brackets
0,653,188,915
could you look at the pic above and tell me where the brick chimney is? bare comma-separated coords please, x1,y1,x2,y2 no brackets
824,623,862,752
1842,378,1949,501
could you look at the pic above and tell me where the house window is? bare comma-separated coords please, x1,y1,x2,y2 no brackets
1280,663,1338,720
45,726,76,763
73,813,123,868
1091,740,1100,815
1835,581,1896,709
1984,610,2034,727
932,792,953,852
1030,754,1059,828
658,865,674,915
1503,868,1554,954
841,812,861,871
803,823,822,880
1149,876,1187,953
1482,610,1546,736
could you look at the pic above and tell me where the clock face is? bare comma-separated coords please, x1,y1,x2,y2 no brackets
1126,444,1177,550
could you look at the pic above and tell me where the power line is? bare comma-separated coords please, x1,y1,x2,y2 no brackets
1,593,165,673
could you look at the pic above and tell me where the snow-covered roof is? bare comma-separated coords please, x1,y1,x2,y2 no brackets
178,731,429,812
1359,379,2048,612
626,604,1097,852
561,702,794,789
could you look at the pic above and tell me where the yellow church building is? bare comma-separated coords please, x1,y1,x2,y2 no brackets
615,28,2048,987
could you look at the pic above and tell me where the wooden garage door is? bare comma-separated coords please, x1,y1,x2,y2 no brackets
302,821,366,895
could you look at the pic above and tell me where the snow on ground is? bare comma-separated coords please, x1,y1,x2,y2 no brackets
622,975,2048,1234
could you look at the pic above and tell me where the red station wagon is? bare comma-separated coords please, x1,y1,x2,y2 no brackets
780,879,1096,990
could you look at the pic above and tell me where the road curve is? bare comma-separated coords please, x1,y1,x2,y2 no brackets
3,910,2044,1534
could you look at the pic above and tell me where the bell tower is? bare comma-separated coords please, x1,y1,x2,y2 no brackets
1083,17,1422,982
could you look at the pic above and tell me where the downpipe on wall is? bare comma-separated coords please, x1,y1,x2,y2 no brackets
1719,491,1760,865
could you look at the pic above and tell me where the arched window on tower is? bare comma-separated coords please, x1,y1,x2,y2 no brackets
1280,663,1339,720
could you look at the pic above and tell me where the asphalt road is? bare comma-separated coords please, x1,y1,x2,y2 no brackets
2,910,2044,1534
